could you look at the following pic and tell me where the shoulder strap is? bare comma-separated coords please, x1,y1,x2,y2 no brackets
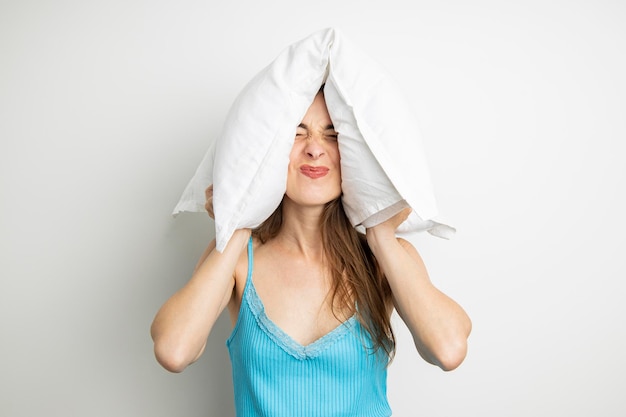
246,236,254,282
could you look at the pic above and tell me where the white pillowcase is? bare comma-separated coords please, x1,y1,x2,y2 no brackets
173,28,454,252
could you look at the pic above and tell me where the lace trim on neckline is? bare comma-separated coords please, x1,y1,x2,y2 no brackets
245,278,357,360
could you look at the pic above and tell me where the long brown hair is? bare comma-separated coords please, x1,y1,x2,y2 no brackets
253,197,396,362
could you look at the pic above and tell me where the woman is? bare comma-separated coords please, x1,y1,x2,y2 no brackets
151,91,471,416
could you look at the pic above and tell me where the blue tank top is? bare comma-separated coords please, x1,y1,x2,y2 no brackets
226,238,392,417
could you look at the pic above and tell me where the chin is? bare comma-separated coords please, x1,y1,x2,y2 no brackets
285,189,341,208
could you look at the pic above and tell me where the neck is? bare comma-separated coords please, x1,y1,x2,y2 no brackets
275,197,326,260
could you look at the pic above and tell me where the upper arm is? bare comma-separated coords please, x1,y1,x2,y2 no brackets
389,238,471,371
397,238,429,272
193,239,217,273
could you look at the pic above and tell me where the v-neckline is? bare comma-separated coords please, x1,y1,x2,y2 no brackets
246,276,357,360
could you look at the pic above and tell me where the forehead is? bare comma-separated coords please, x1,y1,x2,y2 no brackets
301,93,332,124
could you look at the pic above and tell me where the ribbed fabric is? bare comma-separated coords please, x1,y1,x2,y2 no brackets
226,238,392,417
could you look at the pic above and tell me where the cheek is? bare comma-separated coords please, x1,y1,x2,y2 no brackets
331,145,341,168
288,144,297,160
288,141,303,164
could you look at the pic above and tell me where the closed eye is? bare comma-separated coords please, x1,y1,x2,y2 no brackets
295,123,308,139
325,131,338,141
324,124,338,140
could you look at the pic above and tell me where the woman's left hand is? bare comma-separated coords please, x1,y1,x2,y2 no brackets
365,207,411,249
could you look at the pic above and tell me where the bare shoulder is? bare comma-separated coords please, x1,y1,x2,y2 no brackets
234,236,271,288
233,236,256,281
226,235,257,322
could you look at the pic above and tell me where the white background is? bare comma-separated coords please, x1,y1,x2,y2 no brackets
2,1,625,416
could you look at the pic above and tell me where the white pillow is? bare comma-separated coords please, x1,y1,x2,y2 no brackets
173,28,454,252
323,32,454,239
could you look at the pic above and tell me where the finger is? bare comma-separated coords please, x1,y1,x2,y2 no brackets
204,184,213,200
204,184,215,219
391,207,412,229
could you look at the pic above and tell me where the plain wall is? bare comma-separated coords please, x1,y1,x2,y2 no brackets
2,1,625,416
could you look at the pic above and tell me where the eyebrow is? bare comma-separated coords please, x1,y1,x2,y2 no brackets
298,123,335,130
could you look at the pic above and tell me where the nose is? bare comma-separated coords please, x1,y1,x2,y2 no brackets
304,136,325,160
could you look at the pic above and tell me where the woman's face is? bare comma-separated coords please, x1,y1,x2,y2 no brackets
285,92,341,207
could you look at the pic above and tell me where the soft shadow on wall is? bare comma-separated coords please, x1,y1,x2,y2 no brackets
155,213,236,417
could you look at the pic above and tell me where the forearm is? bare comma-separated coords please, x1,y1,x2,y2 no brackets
151,229,250,372
367,232,471,371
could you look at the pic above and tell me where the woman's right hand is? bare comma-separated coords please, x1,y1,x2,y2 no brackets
205,184,214,219
204,184,251,243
